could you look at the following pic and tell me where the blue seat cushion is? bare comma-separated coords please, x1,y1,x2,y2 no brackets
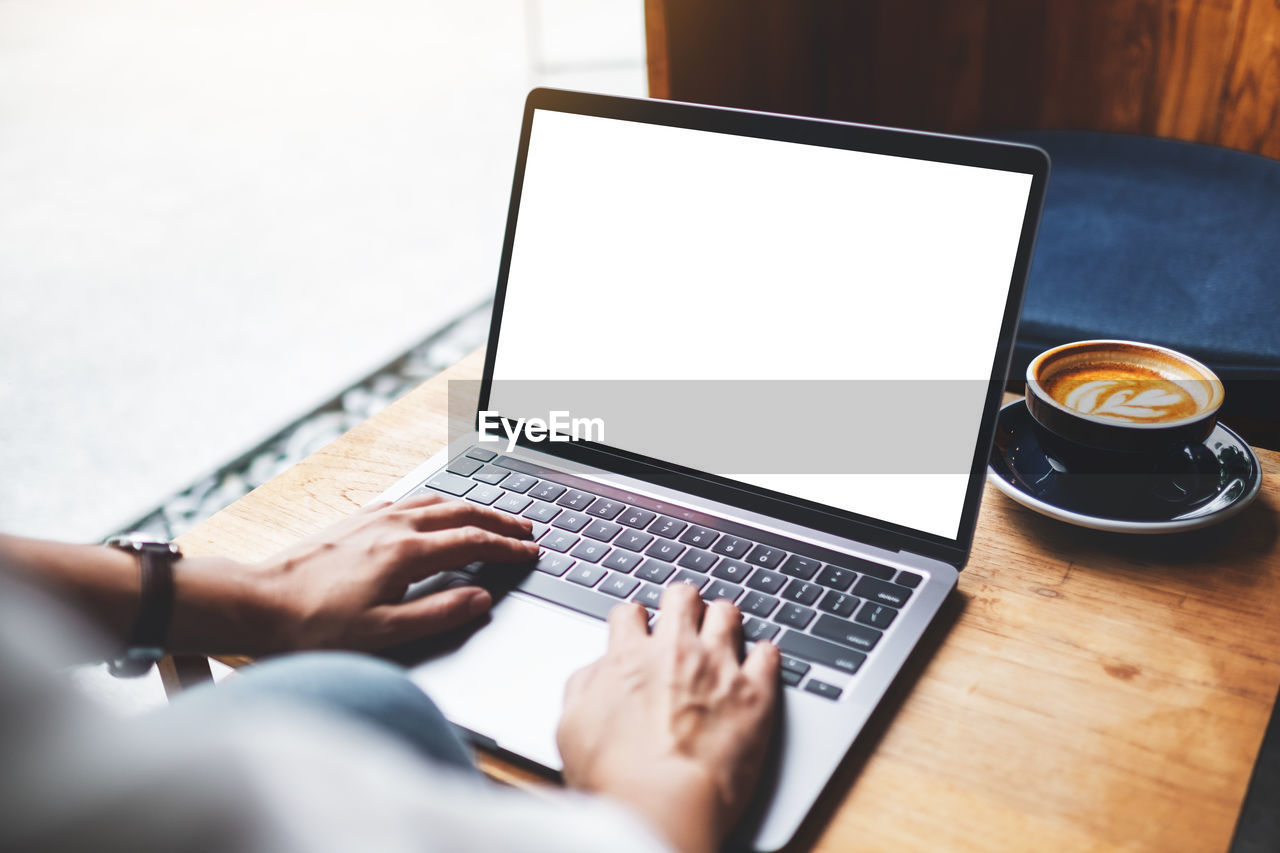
994,131,1280,422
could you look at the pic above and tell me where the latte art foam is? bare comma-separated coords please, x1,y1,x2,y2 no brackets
1041,363,1209,424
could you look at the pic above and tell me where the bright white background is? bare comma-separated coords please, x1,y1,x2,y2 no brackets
0,0,645,541
493,110,1033,539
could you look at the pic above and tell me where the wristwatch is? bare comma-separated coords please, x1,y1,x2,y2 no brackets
104,534,181,678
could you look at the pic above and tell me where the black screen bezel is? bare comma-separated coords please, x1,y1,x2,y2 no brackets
476,88,1049,568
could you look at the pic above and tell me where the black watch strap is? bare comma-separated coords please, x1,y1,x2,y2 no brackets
105,536,180,677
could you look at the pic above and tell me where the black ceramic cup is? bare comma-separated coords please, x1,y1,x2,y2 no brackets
1025,340,1224,473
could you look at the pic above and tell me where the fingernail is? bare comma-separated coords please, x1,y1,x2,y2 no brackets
467,589,492,615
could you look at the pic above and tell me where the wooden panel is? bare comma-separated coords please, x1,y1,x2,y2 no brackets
646,0,1280,158
190,352,1280,851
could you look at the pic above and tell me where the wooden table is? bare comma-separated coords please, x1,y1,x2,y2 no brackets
179,349,1280,852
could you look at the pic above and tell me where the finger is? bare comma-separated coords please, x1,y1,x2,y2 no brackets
654,581,704,640
397,526,541,581
366,585,493,647
742,637,781,688
700,599,744,656
362,498,398,513
562,660,596,706
391,493,447,511
607,602,649,652
407,500,534,539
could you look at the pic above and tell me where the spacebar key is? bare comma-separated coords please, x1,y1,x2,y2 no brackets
517,572,619,622
777,630,867,675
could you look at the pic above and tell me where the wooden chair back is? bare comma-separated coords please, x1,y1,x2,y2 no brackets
645,0,1280,158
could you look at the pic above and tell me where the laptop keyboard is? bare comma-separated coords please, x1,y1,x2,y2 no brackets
404,447,925,701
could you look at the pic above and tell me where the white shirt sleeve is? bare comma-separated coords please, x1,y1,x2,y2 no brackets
0,575,672,853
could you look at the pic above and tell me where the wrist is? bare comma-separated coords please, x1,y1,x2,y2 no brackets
166,556,282,656
588,759,724,853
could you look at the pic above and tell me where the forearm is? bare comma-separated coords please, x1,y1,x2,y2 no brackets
0,535,142,641
0,534,275,655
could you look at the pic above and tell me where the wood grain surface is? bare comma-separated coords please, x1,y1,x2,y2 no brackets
645,0,1280,159
180,349,1280,851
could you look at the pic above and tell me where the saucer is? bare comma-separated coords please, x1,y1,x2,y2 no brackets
986,400,1262,533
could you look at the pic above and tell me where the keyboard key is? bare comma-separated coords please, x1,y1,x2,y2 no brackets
618,507,657,529
834,556,895,581
781,667,804,687
782,579,822,606
518,572,616,622
586,499,625,519
529,482,567,502
746,544,786,569
523,502,561,523
603,550,645,574
679,525,720,548
600,573,640,599
777,631,867,675
541,531,578,552
583,520,622,542
466,484,503,505
779,555,821,580
552,511,591,533
817,590,859,618
745,569,786,595
558,490,596,510
400,486,437,503
535,552,575,577
649,516,688,539
740,591,779,618
895,570,923,589
711,535,752,558
703,579,744,603
812,614,882,652
566,564,607,588
615,530,654,552
855,601,898,629
447,456,483,477
711,559,752,583
472,465,509,485
494,492,533,514
571,540,609,563
502,473,538,494
775,603,816,630
634,559,676,584
780,655,811,678
852,576,912,608
804,679,842,700
816,565,856,591
677,549,718,573
633,583,664,609
672,569,708,591
465,447,497,462
744,618,780,642
530,522,550,541
425,471,474,497
645,538,685,562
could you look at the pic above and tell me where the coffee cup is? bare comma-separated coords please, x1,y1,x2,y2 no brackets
1025,340,1224,470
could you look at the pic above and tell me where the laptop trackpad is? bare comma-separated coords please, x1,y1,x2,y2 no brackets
405,592,608,771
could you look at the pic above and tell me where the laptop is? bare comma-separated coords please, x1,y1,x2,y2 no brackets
378,88,1048,851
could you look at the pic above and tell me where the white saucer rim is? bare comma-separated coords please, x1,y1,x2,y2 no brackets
985,400,1263,534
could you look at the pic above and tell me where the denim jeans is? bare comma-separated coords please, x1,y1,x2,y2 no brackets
174,651,476,774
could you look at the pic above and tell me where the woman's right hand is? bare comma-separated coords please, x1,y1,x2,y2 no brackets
556,583,780,853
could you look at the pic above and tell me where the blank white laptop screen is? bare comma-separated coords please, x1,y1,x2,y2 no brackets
490,109,1034,540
